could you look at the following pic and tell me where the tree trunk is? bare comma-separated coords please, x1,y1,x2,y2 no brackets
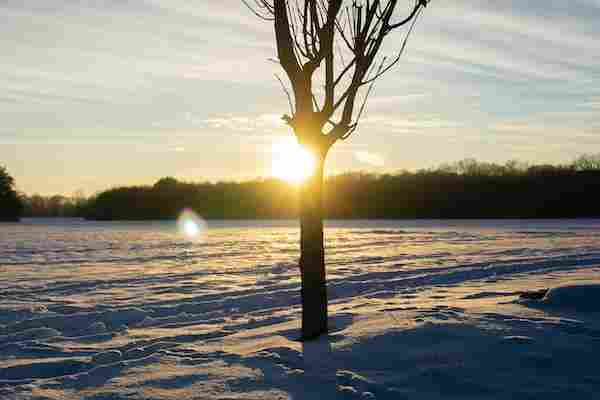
299,153,328,340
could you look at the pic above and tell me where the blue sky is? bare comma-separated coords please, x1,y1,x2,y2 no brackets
1,1,599,195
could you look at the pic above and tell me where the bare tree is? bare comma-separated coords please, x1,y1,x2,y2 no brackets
244,0,430,340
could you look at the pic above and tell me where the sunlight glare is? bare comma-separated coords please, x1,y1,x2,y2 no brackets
177,209,207,242
271,138,316,184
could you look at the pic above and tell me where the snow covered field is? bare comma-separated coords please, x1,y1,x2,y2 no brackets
1,219,600,399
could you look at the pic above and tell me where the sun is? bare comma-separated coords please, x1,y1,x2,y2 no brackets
271,138,316,184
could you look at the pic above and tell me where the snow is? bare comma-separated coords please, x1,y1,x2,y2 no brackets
91,350,122,365
1,219,600,399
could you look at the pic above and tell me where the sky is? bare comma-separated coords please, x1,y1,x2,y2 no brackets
1,0,599,195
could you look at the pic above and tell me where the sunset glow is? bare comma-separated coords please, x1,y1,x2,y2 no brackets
2,1,600,398
271,139,316,184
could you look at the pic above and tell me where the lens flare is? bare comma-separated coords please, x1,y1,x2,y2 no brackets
177,209,207,242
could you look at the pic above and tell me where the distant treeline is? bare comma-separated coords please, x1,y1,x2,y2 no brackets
22,194,88,218
82,156,600,220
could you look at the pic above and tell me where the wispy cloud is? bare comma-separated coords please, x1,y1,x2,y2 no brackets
201,114,285,133
355,151,386,167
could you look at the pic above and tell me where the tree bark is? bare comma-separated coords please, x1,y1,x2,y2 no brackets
299,152,328,340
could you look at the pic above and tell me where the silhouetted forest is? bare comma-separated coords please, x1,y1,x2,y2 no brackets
82,156,600,220
21,194,88,218
0,166,23,222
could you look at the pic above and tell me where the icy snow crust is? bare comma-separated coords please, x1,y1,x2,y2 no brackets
1,219,600,399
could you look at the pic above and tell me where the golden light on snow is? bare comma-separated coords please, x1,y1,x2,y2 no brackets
271,138,316,184
177,208,207,242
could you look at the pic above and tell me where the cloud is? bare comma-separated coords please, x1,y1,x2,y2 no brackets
360,114,466,134
355,151,386,167
201,113,286,133
2,0,600,193
583,100,600,110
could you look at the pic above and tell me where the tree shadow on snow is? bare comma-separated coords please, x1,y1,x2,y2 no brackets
224,313,356,399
